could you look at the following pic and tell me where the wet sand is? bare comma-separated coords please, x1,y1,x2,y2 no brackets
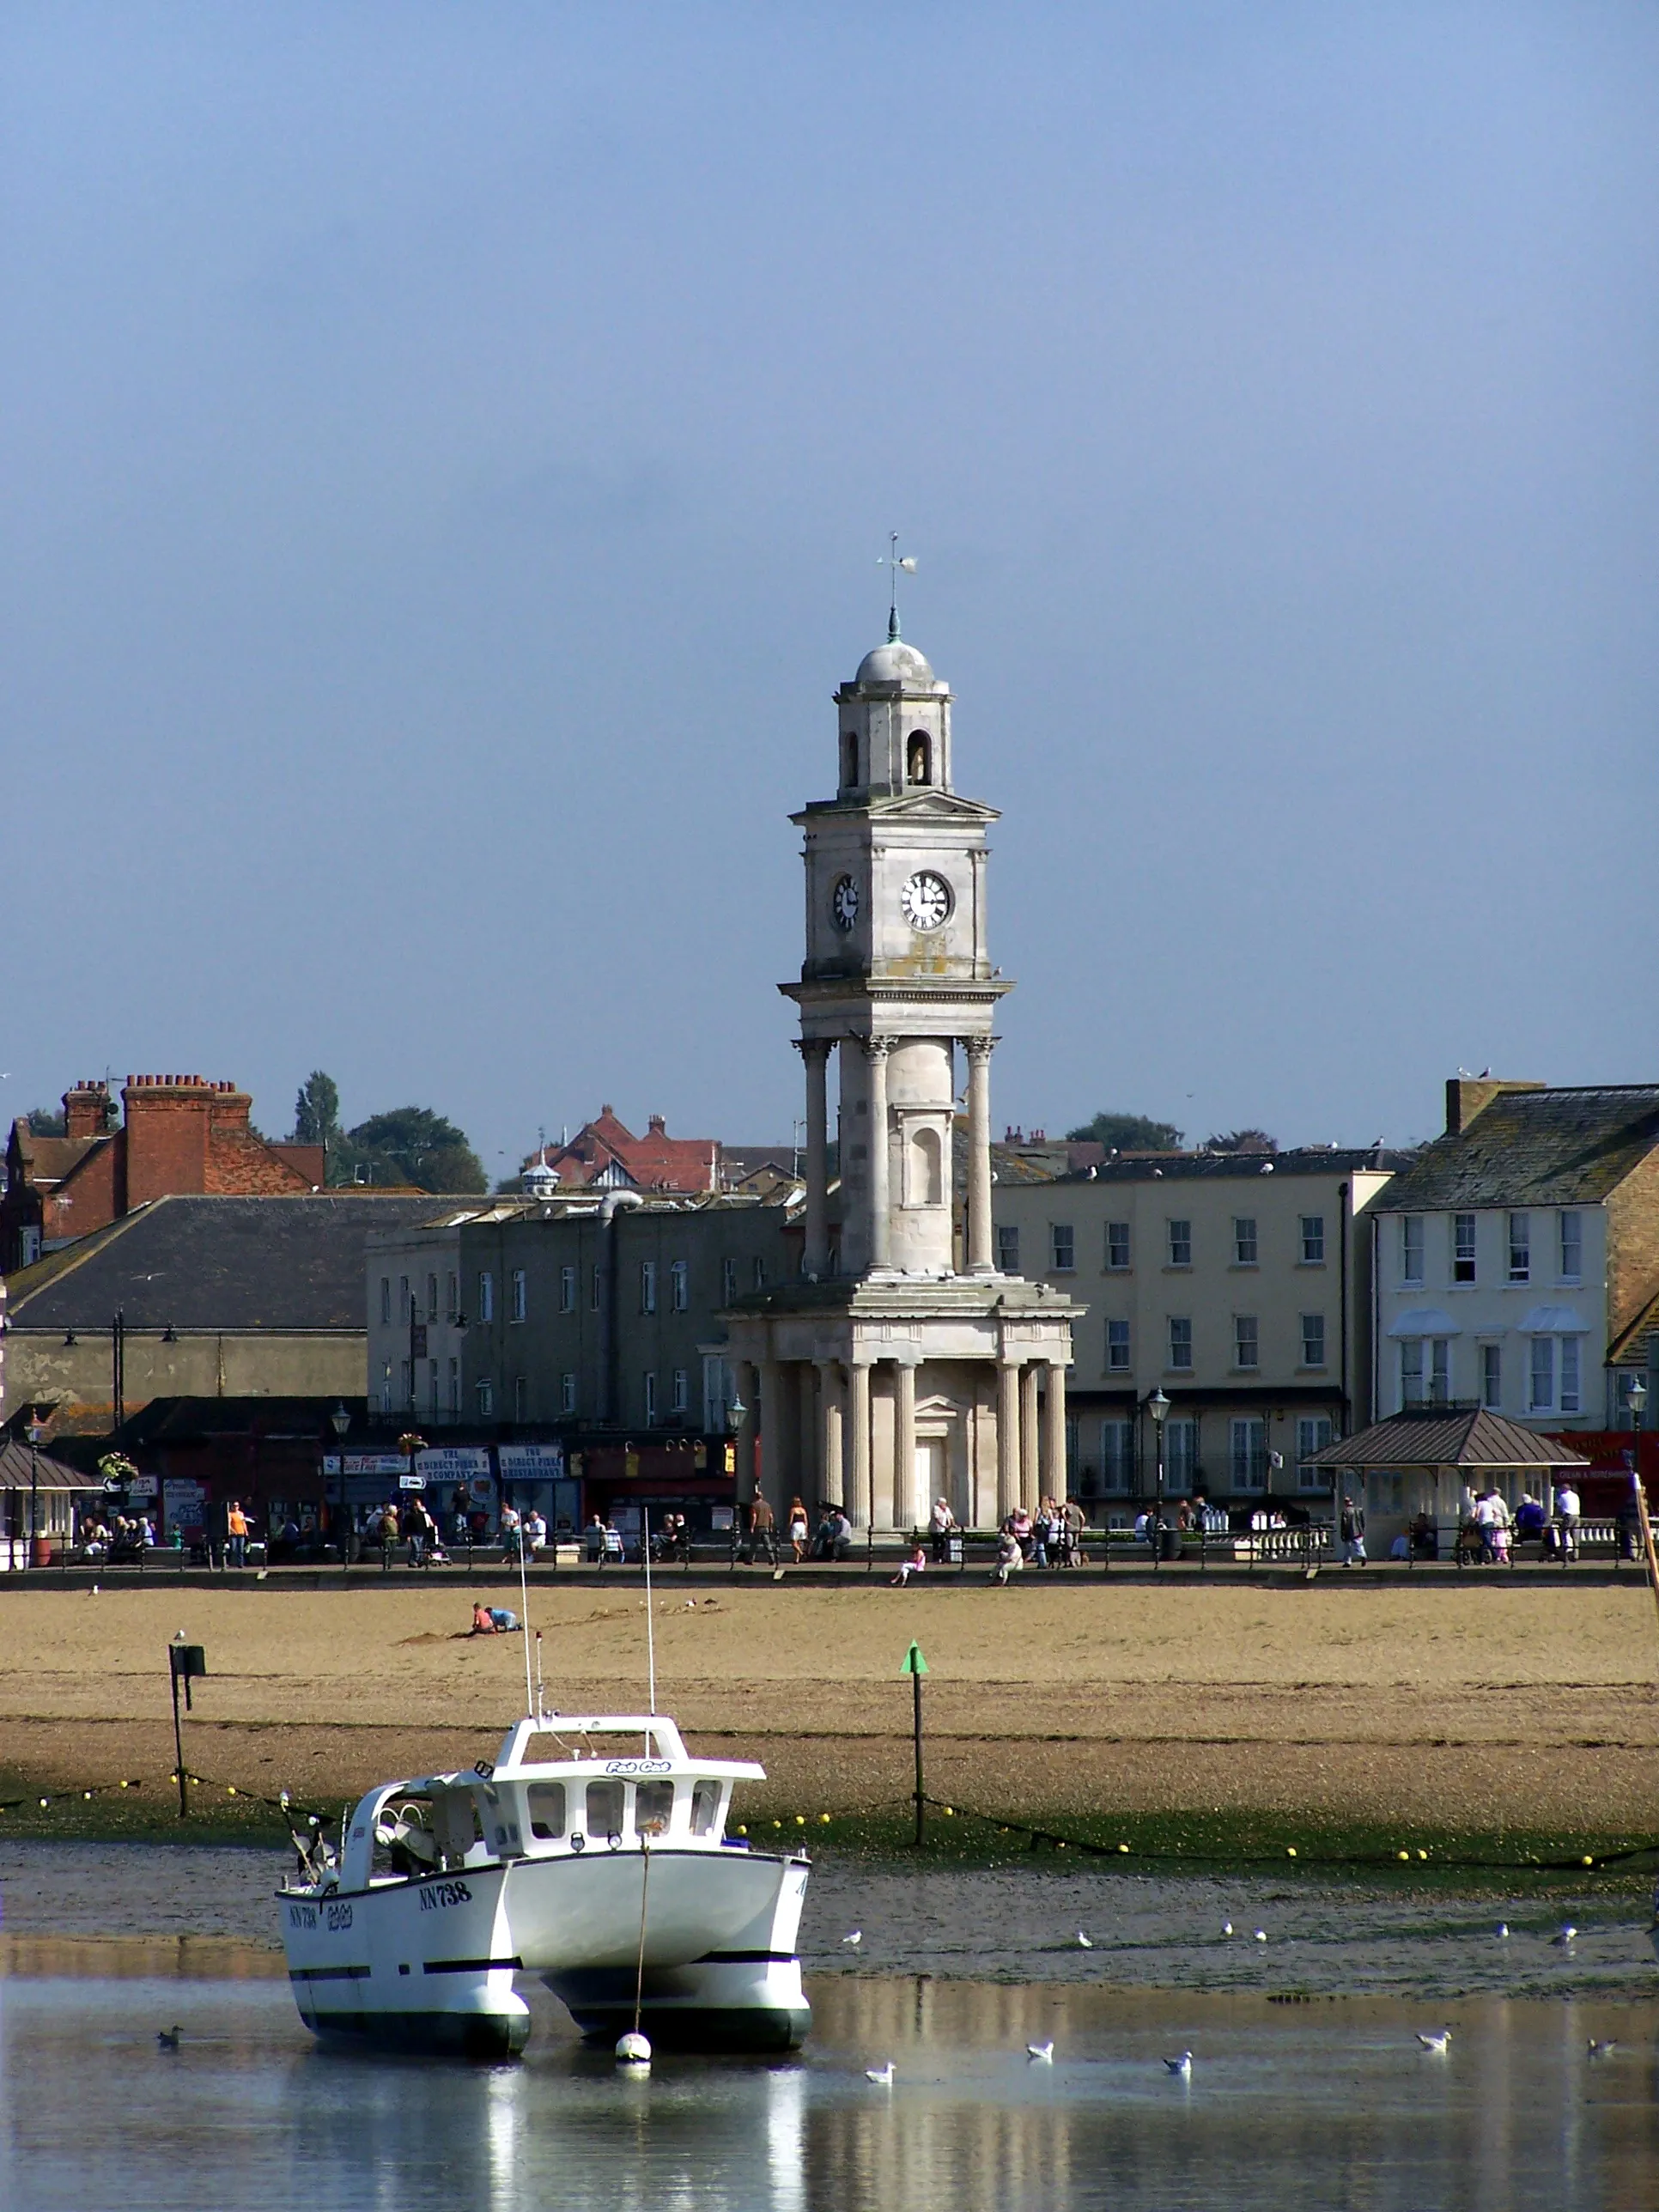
5,1577,1659,1835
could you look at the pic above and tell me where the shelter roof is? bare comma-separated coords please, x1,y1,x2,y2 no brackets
1306,1407,1590,1472
0,1436,103,1491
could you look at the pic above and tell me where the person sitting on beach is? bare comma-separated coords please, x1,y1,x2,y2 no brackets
890,1543,927,1587
471,1601,498,1633
990,1528,1024,1585
470,1602,520,1634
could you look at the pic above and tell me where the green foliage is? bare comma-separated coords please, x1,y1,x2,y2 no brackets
21,1107,67,1137
292,1071,341,1147
337,1106,487,1194
1207,1128,1279,1154
1066,1110,1184,1152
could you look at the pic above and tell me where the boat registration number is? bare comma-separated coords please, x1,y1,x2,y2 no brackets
603,1759,672,1776
420,1881,474,1912
286,1901,354,1932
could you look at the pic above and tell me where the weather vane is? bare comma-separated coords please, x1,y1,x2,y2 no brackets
876,532,917,641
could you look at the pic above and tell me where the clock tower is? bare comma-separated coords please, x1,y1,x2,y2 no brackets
721,619,1079,1532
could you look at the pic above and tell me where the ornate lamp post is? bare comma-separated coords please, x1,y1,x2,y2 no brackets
331,1402,351,1573
1146,1387,1169,1568
27,1415,46,1570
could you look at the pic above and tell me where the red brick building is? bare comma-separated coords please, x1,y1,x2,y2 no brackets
523,1106,720,1195
2,1075,326,1270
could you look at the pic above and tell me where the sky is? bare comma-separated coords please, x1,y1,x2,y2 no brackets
3,3,1656,1179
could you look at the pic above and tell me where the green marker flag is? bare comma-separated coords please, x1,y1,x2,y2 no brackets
902,1641,928,1676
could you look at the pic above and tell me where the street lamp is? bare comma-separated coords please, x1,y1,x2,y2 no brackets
331,1403,351,1574
1146,1388,1170,1567
26,1415,46,1571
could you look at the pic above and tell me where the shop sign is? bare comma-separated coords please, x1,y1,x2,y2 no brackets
324,1453,410,1476
416,1447,494,1483
126,1474,159,1499
498,1444,565,1479
161,1479,207,1530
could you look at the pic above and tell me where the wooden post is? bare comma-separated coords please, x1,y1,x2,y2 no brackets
1630,1471,1659,1645
903,1641,928,1846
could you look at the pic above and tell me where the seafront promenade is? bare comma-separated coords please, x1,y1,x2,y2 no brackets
4,1577,1659,1851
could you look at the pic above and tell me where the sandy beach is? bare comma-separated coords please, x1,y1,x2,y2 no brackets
4,1576,1659,1842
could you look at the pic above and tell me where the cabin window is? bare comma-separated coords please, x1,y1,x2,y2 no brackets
690,1779,722,1836
526,1782,566,1841
906,731,932,785
585,1778,625,1840
635,1781,675,1837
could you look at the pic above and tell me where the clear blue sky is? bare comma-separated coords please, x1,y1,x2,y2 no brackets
4,3,1655,1176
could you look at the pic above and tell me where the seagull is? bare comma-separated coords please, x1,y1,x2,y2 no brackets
157,2026,182,2051
1221,1921,1234,1937
866,2061,896,2086
1253,1929,1268,1943
1164,2051,1193,2075
1552,1924,1577,1946
842,1930,862,1948
1588,2038,1616,2060
1416,2030,1452,2054
1026,2039,1054,2062
1076,1929,1093,1949
1496,1923,1510,1939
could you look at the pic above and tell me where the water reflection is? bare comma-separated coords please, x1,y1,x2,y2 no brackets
3,1968,1658,2209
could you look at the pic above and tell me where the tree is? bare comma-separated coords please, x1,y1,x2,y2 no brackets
337,1106,487,1194
21,1106,67,1136
1206,1128,1279,1154
292,1071,341,1147
1066,1110,1184,1152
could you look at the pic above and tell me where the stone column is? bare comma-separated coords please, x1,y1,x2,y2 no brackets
759,1358,785,1519
848,1358,872,1528
817,1358,844,1508
796,1364,818,1501
896,1356,918,1533
1043,1356,1069,1505
1019,1362,1042,1514
964,1035,995,1272
798,1039,831,1278
997,1358,1022,1523
864,1039,892,1271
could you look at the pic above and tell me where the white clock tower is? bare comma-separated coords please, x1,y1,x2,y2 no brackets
721,618,1080,1533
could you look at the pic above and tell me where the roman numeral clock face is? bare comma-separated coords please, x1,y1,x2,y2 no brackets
899,872,952,931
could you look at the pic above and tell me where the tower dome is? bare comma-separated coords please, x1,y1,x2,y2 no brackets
854,636,937,690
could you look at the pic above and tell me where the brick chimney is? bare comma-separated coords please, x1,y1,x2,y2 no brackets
1444,1076,1547,1135
121,1074,217,1206
62,1081,112,1140
647,1114,667,1136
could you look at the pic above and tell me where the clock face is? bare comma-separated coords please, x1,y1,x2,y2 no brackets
899,871,952,932
831,875,859,932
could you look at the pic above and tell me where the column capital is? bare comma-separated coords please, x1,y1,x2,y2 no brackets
962,1034,998,1064
860,1036,894,1063
793,1036,833,1063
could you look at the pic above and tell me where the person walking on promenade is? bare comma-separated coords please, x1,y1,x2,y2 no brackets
1339,1493,1367,1567
380,1498,399,1573
225,1499,248,1571
929,1496,957,1564
1555,1478,1582,1560
405,1495,437,1569
585,1512,605,1565
787,1496,810,1563
748,1494,778,1566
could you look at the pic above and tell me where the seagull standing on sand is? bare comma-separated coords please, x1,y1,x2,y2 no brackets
1588,2039,1616,2060
1026,2040,1054,2062
1552,1924,1577,1947
1416,2030,1452,2055
1076,1930,1093,1949
1164,2051,1193,2076
1496,1923,1510,1939
156,2027,181,2051
1221,1921,1233,1938
866,2062,896,2087
1253,1929,1268,1943
842,1930,862,1948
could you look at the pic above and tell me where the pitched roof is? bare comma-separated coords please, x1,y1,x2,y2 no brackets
1375,1085,1659,1212
0,1437,103,1491
5,1194,465,1333
1608,1288,1659,1369
9,1121,103,1187
1307,1407,1589,1471
1043,1146,1412,1188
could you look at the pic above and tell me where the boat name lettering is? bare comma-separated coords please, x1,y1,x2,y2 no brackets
287,1902,317,1929
603,1759,672,1776
419,1881,473,1912
325,1902,354,1931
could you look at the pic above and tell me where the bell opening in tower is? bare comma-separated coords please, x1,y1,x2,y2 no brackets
906,731,932,786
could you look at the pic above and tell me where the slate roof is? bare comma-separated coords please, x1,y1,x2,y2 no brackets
1042,1146,1412,1188
1608,1288,1659,1369
1306,1407,1589,1471
4,1194,468,1333
1374,1086,1659,1212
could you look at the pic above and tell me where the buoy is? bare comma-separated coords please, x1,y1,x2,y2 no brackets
1398,1850,1409,1861
615,2030,652,2068
1286,1846,1297,1858
819,1813,831,1824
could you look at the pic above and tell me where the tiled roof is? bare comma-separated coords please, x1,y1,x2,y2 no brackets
5,1194,468,1332
9,1124,102,1185
1608,1288,1659,1368
1374,1086,1659,1212
1307,1407,1589,1470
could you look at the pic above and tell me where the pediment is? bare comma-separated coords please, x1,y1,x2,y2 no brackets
875,789,999,824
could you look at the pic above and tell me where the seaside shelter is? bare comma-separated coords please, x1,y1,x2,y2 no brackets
0,1433,103,1569
1306,1407,1590,1556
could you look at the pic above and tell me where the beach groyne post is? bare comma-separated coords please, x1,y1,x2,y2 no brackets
167,1634,207,1820
903,1641,928,1847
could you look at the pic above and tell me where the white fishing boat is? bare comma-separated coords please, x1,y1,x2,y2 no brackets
278,1709,811,2057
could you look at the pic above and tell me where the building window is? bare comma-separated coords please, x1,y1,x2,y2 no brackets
641,1261,657,1314
1430,1339,1449,1403
1168,1219,1192,1267
1106,1221,1130,1270
643,1372,658,1425
1559,1211,1583,1283
1166,1418,1197,1488
1401,1218,1423,1285
671,1368,689,1414
997,1224,1019,1273
1559,1335,1581,1414
427,1274,438,1322
1299,1215,1325,1265
1106,1319,1131,1372
1051,1224,1075,1273
399,1358,412,1409
477,1377,494,1418
448,1357,460,1414
1401,1339,1449,1406
1230,1417,1267,1492
1453,1213,1477,1284
1529,1336,1554,1412
1296,1415,1334,1492
380,1360,393,1415
514,1376,528,1420
399,1274,410,1319
1233,1316,1259,1371
591,1267,603,1312
478,1271,495,1323
1168,1316,1193,1371
560,1372,576,1415
557,1265,574,1313
1100,1420,1135,1494
1300,1314,1326,1368
1508,1212,1531,1284
752,1257,766,1289
1481,1343,1501,1409
671,1260,688,1312
1232,1218,1258,1267
511,1269,527,1322
428,1358,439,1409
380,1276,392,1325
446,1271,458,1321
721,1257,738,1304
